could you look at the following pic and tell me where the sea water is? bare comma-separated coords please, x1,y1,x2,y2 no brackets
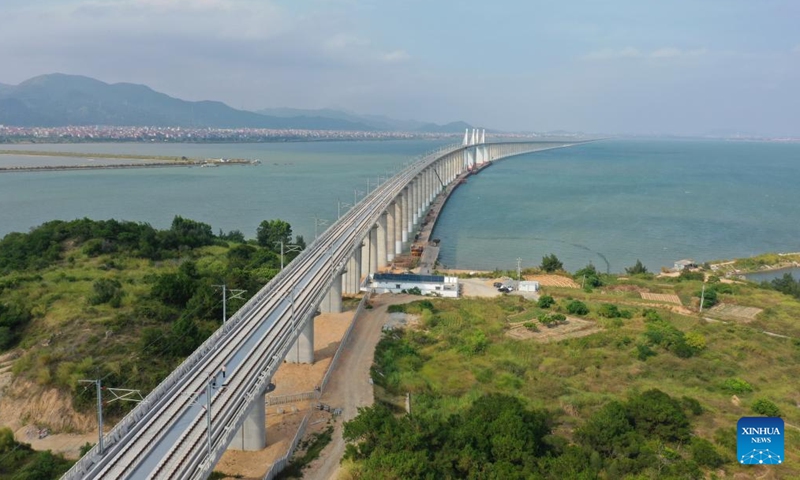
1,138,798,273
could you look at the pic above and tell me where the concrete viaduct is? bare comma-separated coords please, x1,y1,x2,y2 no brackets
61,133,578,480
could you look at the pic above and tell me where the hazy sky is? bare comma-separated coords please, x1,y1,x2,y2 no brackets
2,0,799,135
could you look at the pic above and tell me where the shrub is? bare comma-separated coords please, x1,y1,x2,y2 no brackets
721,378,753,394
523,321,538,331
598,304,621,318
575,264,602,288
89,278,124,306
679,271,704,282
685,332,707,352
751,398,781,417
566,300,589,315
681,396,704,415
537,295,555,309
636,343,656,361
690,437,724,468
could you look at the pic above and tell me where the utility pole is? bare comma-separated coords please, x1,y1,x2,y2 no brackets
517,257,522,282
699,283,706,312
337,199,352,219
79,380,143,456
313,215,328,240
79,379,104,455
214,284,246,323
280,241,302,270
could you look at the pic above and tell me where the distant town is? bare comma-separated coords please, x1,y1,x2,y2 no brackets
0,125,585,144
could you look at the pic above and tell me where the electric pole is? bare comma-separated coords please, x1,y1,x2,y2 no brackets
699,283,706,312
280,241,302,270
79,380,143,456
214,284,246,323
517,257,522,282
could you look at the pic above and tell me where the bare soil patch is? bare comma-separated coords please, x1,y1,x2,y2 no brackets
506,317,601,343
640,292,683,305
707,303,763,322
524,274,579,288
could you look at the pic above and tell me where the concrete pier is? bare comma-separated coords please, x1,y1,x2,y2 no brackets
286,313,315,364
228,392,266,450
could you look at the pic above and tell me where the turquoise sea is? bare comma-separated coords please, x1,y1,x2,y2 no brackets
433,139,800,272
1,138,798,273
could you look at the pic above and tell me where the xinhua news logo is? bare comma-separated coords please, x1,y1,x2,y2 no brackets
737,417,784,465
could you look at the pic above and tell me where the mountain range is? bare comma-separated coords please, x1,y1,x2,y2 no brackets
0,74,472,132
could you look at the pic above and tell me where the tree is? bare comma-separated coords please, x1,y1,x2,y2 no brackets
540,254,563,273
566,300,589,315
625,260,648,275
537,295,555,309
625,389,690,442
575,263,602,288
256,219,292,251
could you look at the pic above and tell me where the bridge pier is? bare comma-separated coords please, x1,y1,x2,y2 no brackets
361,235,371,285
320,272,343,314
394,199,403,256
386,204,395,263
376,212,388,269
347,247,361,294
369,226,378,275
401,188,409,245
229,392,267,451
286,312,315,364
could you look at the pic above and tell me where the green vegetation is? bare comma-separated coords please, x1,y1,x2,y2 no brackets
0,216,303,420
625,259,649,275
349,276,800,478
751,398,781,417
575,263,603,288
764,272,800,300
536,295,554,309
540,253,563,273
0,427,72,479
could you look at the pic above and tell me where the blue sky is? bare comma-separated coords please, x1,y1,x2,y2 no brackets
1,0,799,135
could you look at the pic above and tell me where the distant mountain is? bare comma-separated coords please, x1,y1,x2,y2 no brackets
414,120,473,134
0,74,372,130
257,107,471,132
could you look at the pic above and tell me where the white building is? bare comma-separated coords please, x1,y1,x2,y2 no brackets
517,281,540,292
369,273,459,298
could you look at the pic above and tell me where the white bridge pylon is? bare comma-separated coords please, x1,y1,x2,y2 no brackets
462,127,487,171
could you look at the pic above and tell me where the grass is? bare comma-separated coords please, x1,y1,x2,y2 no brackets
372,277,800,478
1,245,234,422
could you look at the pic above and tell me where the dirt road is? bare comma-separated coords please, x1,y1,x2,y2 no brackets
302,294,413,480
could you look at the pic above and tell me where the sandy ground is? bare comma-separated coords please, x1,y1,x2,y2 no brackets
460,278,502,298
302,294,414,480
